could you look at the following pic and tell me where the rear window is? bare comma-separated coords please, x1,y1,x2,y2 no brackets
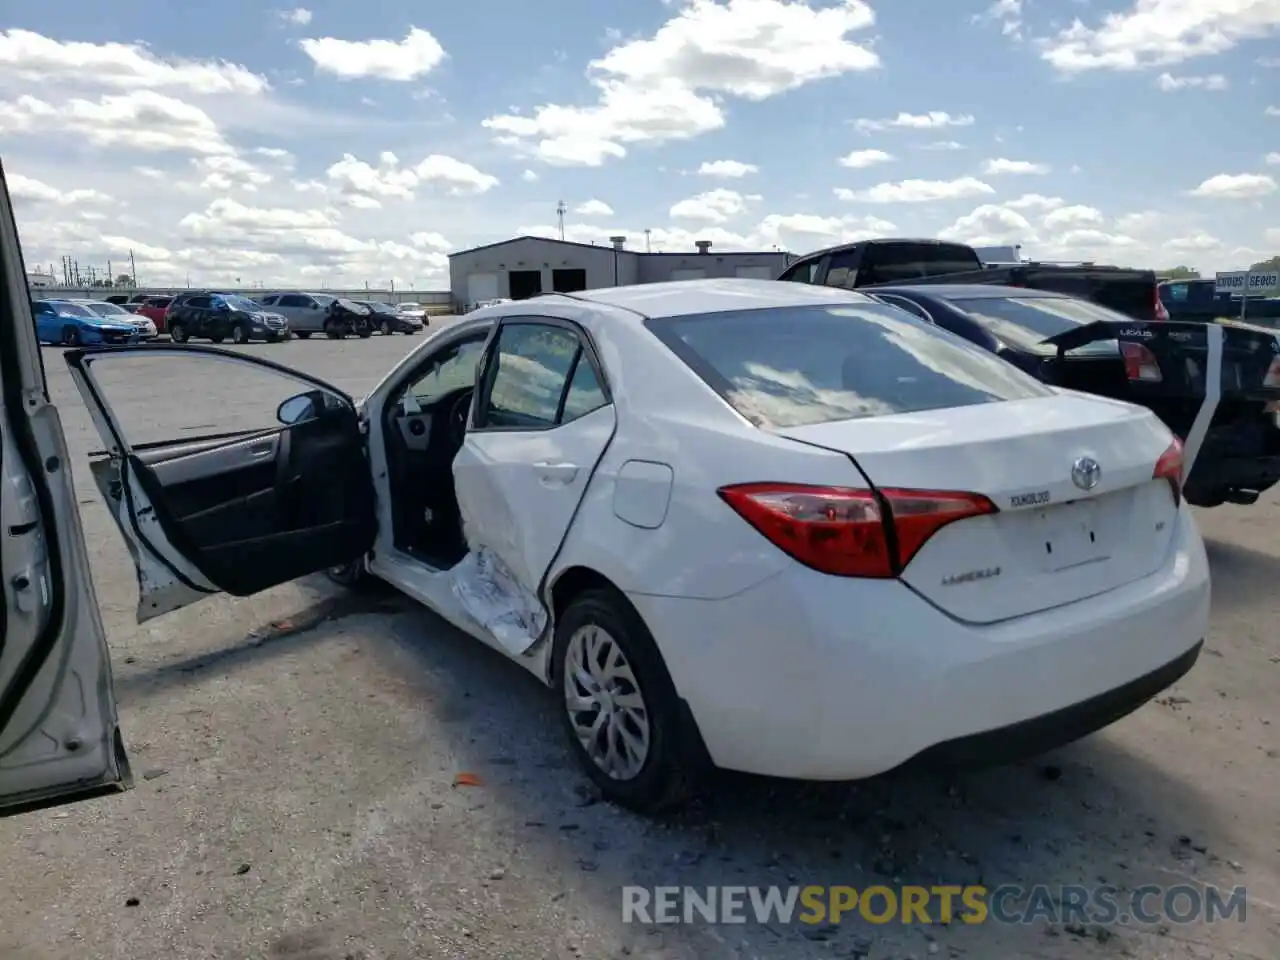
949,296,1125,356
860,242,982,284
645,304,1053,429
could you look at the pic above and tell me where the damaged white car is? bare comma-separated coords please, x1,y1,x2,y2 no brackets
61,279,1210,815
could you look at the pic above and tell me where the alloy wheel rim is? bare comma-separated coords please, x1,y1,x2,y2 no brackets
564,624,650,781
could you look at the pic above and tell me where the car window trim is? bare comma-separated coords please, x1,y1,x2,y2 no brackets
470,315,612,435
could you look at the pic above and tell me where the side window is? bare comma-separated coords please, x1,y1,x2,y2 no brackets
824,251,858,289
279,294,305,308
32,301,53,315
405,337,487,405
188,296,211,309
876,294,933,322
481,323,582,429
560,355,608,423
258,295,278,306
1165,283,1188,303
779,258,819,284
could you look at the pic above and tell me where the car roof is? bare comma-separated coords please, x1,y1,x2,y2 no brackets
547,277,879,320
870,283,1068,301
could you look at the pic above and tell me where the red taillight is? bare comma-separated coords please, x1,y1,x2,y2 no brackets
1153,437,1184,504
717,483,997,578
1121,341,1162,382
1154,287,1170,322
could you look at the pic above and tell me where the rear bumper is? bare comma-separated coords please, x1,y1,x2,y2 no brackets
631,506,1209,781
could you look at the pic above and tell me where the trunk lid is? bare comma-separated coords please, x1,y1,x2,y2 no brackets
775,394,1180,624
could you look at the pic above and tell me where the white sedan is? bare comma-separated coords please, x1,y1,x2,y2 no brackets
23,278,1211,815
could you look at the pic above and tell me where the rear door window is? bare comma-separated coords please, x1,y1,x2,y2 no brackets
645,304,1052,429
778,258,821,284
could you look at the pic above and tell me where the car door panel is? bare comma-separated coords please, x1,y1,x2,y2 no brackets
66,346,377,621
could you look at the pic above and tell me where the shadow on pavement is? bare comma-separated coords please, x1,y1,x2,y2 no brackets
1204,538,1280,609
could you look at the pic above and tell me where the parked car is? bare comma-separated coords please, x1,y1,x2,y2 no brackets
44,276,1209,816
781,238,1169,322
1159,278,1280,327
867,284,1280,509
68,298,158,340
134,295,172,334
165,292,291,344
256,292,373,339
30,298,142,346
395,302,426,322
355,300,422,335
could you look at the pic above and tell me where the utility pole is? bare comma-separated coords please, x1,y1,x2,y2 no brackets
107,260,113,285
556,200,567,241
129,248,137,286
644,228,651,253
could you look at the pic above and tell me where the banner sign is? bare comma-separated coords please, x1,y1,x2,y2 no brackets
1215,271,1280,296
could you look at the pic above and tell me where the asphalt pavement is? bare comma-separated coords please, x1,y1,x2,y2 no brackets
0,327,1276,960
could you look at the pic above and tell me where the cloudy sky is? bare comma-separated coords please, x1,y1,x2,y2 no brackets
2,0,1278,290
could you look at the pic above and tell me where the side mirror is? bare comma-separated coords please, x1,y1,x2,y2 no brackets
277,393,317,425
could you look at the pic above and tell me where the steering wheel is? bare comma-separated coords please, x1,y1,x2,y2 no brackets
447,389,473,445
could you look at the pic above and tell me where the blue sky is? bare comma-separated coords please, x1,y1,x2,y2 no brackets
1,0,1277,289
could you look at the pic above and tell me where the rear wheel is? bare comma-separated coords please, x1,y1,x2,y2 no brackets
380,319,393,336
169,322,188,343
357,324,373,339
231,323,250,344
553,588,702,814
61,326,80,346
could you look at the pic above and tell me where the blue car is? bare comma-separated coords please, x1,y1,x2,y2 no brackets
32,299,142,346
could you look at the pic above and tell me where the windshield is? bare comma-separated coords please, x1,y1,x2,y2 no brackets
948,296,1124,356
397,302,421,312
366,302,395,312
220,295,263,312
50,301,93,318
83,301,130,316
645,303,1053,429
336,298,369,313
313,294,337,306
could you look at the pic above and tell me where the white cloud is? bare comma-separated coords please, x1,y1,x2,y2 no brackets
0,28,268,95
1188,173,1277,199
279,7,313,26
482,0,879,166
1040,0,1280,72
920,140,965,151
835,176,994,203
698,159,758,178
669,188,750,222
983,157,1050,175
1156,72,1228,91
322,151,499,207
939,204,1037,246
975,0,1023,38
838,148,892,168
1042,204,1105,230
298,27,447,81
1267,152,1280,165
1164,232,1222,252
1267,105,1280,116
854,111,975,133
1004,193,1065,211
8,173,113,206
520,169,539,182
0,90,232,154
193,154,273,192
575,199,615,216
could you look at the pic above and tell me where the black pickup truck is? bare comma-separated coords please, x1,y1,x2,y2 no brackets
778,238,1169,323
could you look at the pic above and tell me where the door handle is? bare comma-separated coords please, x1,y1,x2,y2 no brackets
248,442,275,457
534,461,579,484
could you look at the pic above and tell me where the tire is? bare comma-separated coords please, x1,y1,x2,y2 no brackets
231,323,250,344
295,331,311,339
380,320,393,336
169,323,188,343
324,320,344,340
552,588,702,814
324,558,387,593
358,325,373,339
61,326,81,346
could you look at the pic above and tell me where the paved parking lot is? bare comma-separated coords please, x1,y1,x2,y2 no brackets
1,329,1277,959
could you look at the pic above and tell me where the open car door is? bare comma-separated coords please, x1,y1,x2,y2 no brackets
1,158,131,815
64,345,378,623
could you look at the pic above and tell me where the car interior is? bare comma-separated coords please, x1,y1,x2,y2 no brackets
381,331,491,569
87,382,378,596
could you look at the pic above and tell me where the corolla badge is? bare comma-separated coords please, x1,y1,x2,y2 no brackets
1071,456,1102,491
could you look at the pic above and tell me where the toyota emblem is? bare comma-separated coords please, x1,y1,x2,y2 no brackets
1071,456,1101,491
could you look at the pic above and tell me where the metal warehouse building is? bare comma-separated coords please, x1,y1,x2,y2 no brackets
448,236,793,310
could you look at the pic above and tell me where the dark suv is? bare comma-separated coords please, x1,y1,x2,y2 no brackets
165,292,291,344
